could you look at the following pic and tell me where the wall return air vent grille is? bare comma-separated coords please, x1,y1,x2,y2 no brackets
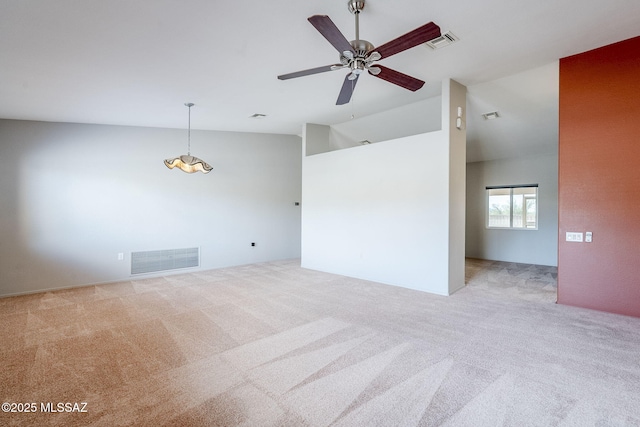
131,247,199,275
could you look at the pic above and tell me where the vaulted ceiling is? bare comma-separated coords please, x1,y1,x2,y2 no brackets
1,0,639,162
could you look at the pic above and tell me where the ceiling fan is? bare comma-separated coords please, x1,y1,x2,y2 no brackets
277,0,441,105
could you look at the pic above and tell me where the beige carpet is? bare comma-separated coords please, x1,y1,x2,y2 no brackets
1,258,639,426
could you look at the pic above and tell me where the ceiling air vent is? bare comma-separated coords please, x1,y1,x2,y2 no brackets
482,111,500,120
425,31,459,50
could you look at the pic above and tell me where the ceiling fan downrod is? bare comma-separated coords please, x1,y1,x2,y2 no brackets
348,0,365,43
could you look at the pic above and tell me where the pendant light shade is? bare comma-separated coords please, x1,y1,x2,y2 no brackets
165,103,212,174
164,154,212,173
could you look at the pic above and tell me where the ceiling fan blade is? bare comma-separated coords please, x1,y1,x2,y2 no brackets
278,64,343,80
308,15,355,55
336,73,359,105
369,65,425,91
373,22,441,59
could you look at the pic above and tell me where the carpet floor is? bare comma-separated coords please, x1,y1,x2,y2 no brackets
1,258,639,426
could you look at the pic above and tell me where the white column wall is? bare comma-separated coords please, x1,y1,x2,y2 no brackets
444,79,467,294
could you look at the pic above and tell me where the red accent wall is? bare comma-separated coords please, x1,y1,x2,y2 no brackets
558,36,640,317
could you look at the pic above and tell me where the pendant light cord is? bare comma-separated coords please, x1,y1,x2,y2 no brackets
187,104,191,156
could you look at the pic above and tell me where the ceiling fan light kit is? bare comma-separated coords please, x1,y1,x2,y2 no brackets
277,0,441,105
164,103,212,174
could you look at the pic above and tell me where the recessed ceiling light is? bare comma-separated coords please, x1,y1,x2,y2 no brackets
249,113,267,119
482,111,500,120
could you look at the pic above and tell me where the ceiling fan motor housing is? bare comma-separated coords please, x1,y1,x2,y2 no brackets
349,39,374,57
344,39,381,76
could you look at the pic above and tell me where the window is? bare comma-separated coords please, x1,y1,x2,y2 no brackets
486,185,538,229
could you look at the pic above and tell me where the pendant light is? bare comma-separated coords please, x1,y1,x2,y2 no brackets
164,103,212,174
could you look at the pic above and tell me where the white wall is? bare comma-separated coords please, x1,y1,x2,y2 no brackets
0,119,302,296
329,97,442,150
301,131,453,295
466,153,558,266
301,79,466,296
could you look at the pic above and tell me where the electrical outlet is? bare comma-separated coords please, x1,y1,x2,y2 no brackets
117,252,124,261
565,232,583,242
585,232,593,243
251,242,255,247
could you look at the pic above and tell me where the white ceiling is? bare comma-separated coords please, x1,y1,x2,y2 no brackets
1,0,639,162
